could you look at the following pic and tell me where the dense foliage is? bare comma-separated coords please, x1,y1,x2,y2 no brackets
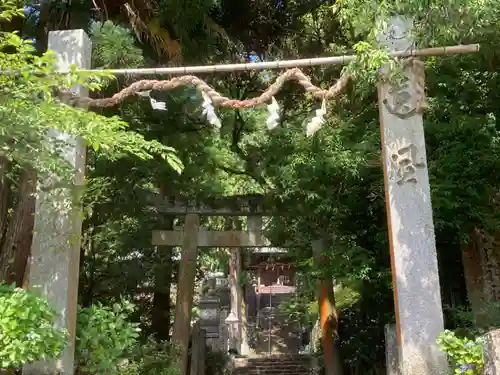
1,0,500,374
0,3,183,182
120,341,179,375
0,284,66,369
75,300,141,374
437,331,485,375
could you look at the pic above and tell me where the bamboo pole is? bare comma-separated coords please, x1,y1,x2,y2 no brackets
0,44,479,77
88,44,480,76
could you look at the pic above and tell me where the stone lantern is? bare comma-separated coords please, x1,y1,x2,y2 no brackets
198,296,220,348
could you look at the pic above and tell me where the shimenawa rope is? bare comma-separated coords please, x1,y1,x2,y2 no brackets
58,59,426,112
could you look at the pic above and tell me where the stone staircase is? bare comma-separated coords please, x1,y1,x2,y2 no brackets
231,354,312,375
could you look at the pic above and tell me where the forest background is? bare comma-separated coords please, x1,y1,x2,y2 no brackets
1,0,500,374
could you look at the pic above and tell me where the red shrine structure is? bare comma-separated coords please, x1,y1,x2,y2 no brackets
245,247,302,354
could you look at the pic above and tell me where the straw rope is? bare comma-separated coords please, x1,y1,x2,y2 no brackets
58,57,426,111
58,68,351,109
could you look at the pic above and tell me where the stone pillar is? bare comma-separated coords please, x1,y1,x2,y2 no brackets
172,214,200,375
483,329,500,375
247,216,263,232
377,16,447,375
310,319,321,375
190,323,206,375
241,218,263,354
198,328,206,375
385,324,400,375
225,216,240,352
226,248,243,354
219,308,229,351
24,30,91,375
226,247,240,341
226,218,251,356
248,216,264,251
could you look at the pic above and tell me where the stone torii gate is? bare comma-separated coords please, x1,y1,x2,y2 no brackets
23,16,482,375
151,196,270,375
377,17,450,375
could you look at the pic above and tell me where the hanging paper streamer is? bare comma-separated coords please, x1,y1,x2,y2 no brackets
201,92,222,128
266,96,280,130
306,99,326,137
136,90,167,111
150,98,167,111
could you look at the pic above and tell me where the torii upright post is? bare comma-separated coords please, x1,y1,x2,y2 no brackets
377,16,447,375
24,30,90,375
171,213,200,375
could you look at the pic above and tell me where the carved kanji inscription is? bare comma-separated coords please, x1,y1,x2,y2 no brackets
383,79,418,119
389,143,426,185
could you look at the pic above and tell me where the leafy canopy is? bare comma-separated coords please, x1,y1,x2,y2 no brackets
0,283,67,369
76,299,141,374
0,0,183,183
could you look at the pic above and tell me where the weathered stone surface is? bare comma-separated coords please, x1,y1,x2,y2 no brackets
146,193,269,215
483,329,500,375
385,324,400,375
24,29,91,375
227,245,249,355
172,214,200,375
377,16,447,375
190,323,206,375
152,230,270,247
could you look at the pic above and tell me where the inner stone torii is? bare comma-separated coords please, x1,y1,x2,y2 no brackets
151,195,270,373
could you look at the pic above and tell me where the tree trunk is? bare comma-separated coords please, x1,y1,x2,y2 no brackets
0,167,36,285
152,246,174,340
152,215,174,341
462,228,487,324
79,224,97,308
34,0,52,54
312,238,343,375
462,227,500,326
318,278,343,375
0,157,11,244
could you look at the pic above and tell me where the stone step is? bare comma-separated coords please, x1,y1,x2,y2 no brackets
233,371,311,375
233,366,309,372
239,358,310,363
231,354,312,375
234,367,310,371
232,369,311,374
233,364,309,369
233,369,310,374
233,355,310,365
234,363,309,368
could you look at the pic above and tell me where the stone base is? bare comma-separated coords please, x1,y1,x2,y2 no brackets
483,329,500,375
385,324,399,375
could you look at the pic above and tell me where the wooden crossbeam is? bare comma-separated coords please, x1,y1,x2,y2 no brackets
151,229,270,247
